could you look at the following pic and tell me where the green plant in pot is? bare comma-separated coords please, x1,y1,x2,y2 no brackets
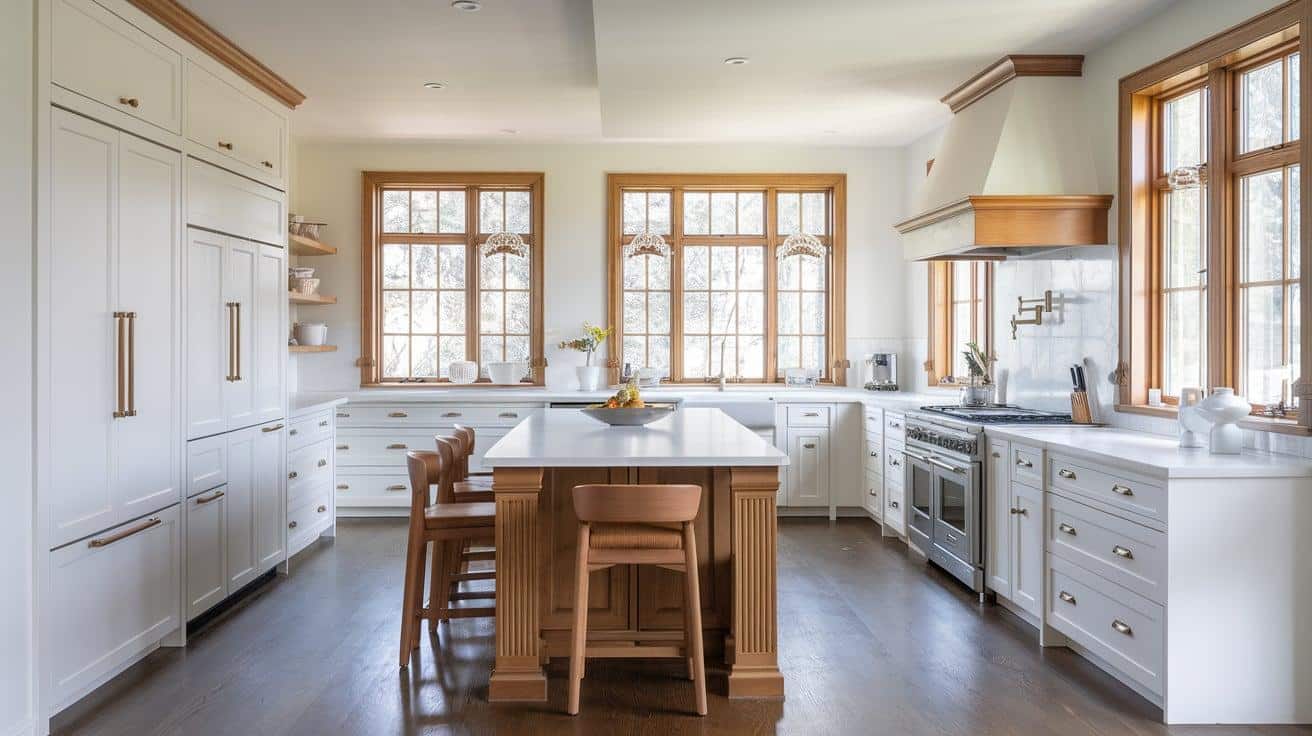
559,322,612,391
960,341,996,407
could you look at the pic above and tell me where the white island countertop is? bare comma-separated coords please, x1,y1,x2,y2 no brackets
482,407,789,468
985,424,1312,479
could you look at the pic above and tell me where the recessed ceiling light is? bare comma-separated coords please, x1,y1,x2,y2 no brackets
499,128,518,135
451,0,481,10
723,56,750,66
422,81,447,90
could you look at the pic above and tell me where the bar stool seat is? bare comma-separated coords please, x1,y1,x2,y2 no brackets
424,501,495,528
589,523,683,549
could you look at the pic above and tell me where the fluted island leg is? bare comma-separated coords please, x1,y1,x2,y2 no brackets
727,466,784,699
489,466,547,701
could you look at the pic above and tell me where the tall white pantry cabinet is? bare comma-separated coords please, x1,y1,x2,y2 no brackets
36,0,294,726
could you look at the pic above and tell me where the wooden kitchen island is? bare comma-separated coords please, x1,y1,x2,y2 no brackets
481,407,788,703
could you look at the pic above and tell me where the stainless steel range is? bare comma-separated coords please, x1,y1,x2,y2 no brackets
902,405,1071,598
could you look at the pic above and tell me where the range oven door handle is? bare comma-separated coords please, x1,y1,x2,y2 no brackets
926,456,967,474
901,448,931,463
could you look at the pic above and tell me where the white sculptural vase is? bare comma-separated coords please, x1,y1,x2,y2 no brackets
1195,388,1249,455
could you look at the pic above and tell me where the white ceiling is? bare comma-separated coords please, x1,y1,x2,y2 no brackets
180,0,1171,146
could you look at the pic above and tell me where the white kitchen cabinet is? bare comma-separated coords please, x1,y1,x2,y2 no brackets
185,227,286,439
288,407,336,557
186,158,286,246
185,487,226,620
984,435,1043,619
1011,481,1043,618
254,420,287,569
985,437,1012,595
224,424,259,591
47,505,181,710
185,61,287,187
51,0,183,135
46,109,182,549
784,427,830,507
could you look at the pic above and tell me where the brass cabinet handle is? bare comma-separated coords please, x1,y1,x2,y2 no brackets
262,423,284,433
317,505,327,513
498,412,518,418
386,484,407,491
441,411,462,418
88,517,160,548
1058,522,1077,535
337,412,351,418
113,313,127,418
225,302,237,381
336,484,349,490
1111,619,1133,636
288,471,298,479
117,96,140,108
387,443,408,450
125,312,137,416
991,451,1000,458
234,302,241,380
288,521,298,529
1058,468,1077,480
261,160,273,168
1111,484,1134,496
388,411,408,418
1015,458,1033,468
319,420,329,427
317,459,328,467
1010,507,1027,516
1112,545,1134,559
218,140,234,150
336,444,349,450
196,490,225,504
1059,591,1076,604
802,411,820,417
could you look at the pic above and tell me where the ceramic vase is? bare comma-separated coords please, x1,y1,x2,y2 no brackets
577,365,603,392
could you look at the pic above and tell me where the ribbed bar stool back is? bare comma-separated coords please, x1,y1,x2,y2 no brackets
567,483,706,716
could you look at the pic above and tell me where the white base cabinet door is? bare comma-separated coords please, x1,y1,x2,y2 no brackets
185,488,226,619
255,420,287,569
224,425,259,592
784,428,830,507
1011,481,1044,618
48,505,181,710
985,437,1012,595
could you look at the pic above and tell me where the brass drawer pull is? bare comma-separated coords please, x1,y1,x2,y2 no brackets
1058,468,1077,480
388,411,408,418
1015,458,1033,468
386,484,407,491
317,505,327,513
1058,522,1077,535
387,443,408,450
288,429,298,436
1009,507,1027,516
218,140,234,150
498,412,518,418
442,411,462,418
288,521,298,529
337,412,351,418
337,445,349,451
1111,484,1134,496
1059,591,1076,604
196,490,225,504
1112,545,1134,559
869,450,878,457
801,411,820,417
802,443,816,449
288,471,298,479
263,423,284,433
88,517,161,548
319,420,329,427
337,484,350,490
1111,619,1133,636
262,160,273,169
117,96,140,108
317,459,328,467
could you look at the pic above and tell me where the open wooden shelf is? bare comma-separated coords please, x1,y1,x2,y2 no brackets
289,344,337,353
289,233,337,256
289,291,337,305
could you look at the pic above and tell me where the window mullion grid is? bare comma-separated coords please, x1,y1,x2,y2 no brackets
671,188,685,381
765,187,778,381
465,185,479,370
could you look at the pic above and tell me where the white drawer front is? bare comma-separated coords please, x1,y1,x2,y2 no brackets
863,433,883,477
1010,443,1043,488
288,410,333,451
863,408,883,436
335,429,443,466
52,0,182,134
863,470,882,517
1047,554,1164,696
1048,454,1166,525
785,405,830,427
185,62,286,184
334,404,540,428
1048,494,1166,603
883,412,906,442
288,439,334,493
185,488,226,619
186,434,227,494
49,505,181,708
287,486,332,538
187,158,286,247
884,439,905,479
335,471,411,507
884,483,906,532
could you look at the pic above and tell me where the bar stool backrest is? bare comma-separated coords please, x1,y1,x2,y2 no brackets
572,484,702,524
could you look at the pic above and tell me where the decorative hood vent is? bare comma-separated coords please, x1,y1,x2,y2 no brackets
896,55,1113,260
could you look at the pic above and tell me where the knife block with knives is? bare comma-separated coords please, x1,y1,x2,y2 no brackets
1069,363,1093,424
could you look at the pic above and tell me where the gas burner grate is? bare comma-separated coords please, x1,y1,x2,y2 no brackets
918,405,1073,424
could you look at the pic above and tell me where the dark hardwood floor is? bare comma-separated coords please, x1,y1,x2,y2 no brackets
53,518,1309,736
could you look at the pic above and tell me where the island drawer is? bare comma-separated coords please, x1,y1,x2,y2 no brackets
334,404,540,428
785,405,830,427
288,410,333,451
1048,494,1165,603
1048,454,1166,525
1047,554,1164,696
335,429,443,467
884,412,906,442
287,487,333,540
1010,443,1043,487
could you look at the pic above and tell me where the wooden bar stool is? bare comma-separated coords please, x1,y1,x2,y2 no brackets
436,432,496,575
567,484,707,716
432,436,496,614
398,449,496,667
451,424,494,498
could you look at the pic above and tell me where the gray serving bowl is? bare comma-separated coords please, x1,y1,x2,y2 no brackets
580,403,677,427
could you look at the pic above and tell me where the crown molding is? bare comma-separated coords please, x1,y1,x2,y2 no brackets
941,54,1084,113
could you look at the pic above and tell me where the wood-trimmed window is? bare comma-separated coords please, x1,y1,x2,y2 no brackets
359,172,544,386
607,174,847,384
1120,2,1310,431
926,261,993,385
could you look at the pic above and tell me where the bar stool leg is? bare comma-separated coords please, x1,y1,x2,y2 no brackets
682,522,707,716
399,530,426,667
567,523,591,716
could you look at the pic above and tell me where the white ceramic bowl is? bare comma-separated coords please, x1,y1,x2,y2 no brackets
448,360,478,384
487,361,526,384
293,322,327,346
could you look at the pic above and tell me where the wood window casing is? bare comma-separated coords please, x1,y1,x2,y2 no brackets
359,171,545,387
926,261,994,386
1118,1,1311,432
606,173,847,386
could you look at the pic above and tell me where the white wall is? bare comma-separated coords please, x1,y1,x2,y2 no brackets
290,141,910,390
1,0,35,734
899,0,1312,456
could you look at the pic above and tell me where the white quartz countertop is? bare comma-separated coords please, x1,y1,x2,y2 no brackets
289,394,348,419
482,408,789,468
984,425,1312,479
290,386,941,411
